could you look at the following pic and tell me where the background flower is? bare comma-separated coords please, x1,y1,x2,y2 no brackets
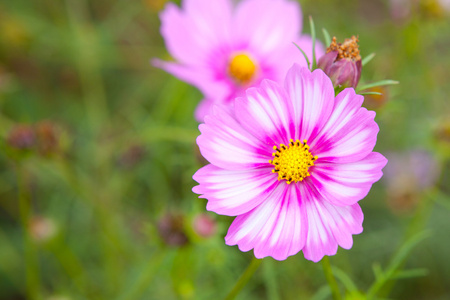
383,149,440,214
193,65,387,262
154,0,324,121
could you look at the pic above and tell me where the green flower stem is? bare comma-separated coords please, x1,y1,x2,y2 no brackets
55,158,125,295
373,187,439,299
263,258,280,300
65,0,109,132
321,256,341,300
225,257,263,300
309,16,317,70
46,238,94,297
17,165,40,300
369,170,446,299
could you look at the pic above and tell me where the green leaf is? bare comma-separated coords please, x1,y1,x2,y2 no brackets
331,266,359,293
310,285,331,300
366,231,431,300
334,86,345,96
293,42,311,70
322,28,331,47
372,263,384,281
263,259,280,300
391,268,429,280
386,231,431,274
362,53,376,66
433,191,450,211
360,91,383,96
309,16,317,70
357,80,399,92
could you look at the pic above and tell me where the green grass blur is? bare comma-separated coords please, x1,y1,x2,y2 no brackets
0,0,449,299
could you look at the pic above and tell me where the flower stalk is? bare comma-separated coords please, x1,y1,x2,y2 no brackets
224,257,263,300
321,256,342,300
17,165,40,300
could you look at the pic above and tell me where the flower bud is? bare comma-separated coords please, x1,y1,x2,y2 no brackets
434,119,450,145
117,144,146,169
7,124,35,150
318,36,362,88
157,213,188,247
192,214,217,238
29,216,57,244
35,120,60,156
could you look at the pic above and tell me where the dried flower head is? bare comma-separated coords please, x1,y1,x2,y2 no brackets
327,36,361,61
117,145,146,169
35,121,60,156
157,213,189,247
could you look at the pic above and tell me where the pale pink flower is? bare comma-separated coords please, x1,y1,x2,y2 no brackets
193,65,387,262
29,216,57,243
383,149,439,213
154,0,323,121
193,213,217,238
440,0,450,12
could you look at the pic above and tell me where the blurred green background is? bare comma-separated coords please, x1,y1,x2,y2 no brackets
0,0,449,299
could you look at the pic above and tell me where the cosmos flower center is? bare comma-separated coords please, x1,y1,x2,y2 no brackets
228,53,256,84
269,139,318,184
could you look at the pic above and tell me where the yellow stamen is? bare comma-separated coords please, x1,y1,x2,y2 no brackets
228,53,256,84
269,139,318,184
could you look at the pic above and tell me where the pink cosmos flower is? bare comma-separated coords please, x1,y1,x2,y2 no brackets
154,0,323,121
192,65,387,262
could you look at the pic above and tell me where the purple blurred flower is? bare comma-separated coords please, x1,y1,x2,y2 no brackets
7,124,36,150
154,0,324,121
389,0,414,21
384,149,440,213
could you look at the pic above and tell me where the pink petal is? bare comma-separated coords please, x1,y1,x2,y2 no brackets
284,65,335,143
311,88,379,163
235,80,293,145
302,183,364,262
310,152,388,206
193,164,278,216
197,106,271,170
184,0,232,44
225,184,307,261
233,0,301,55
160,1,231,65
194,99,213,122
